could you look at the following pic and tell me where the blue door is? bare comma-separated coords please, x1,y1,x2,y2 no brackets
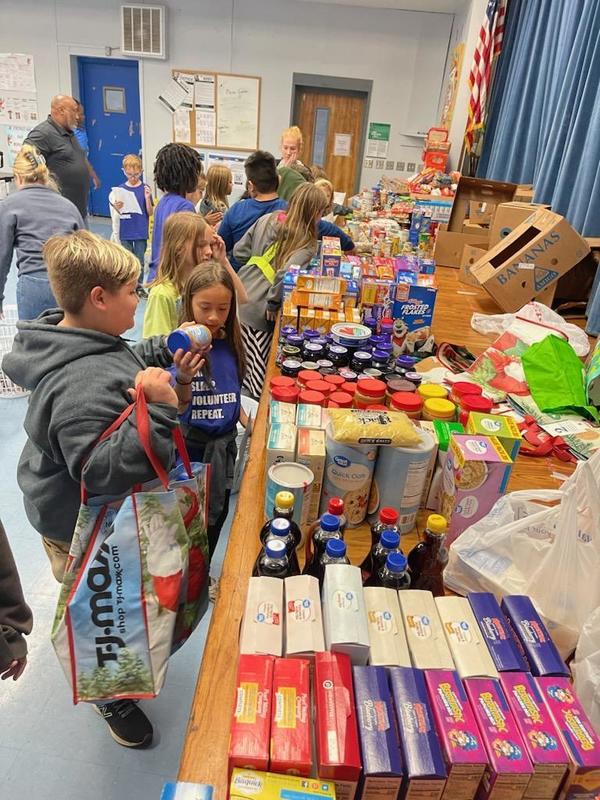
78,57,141,216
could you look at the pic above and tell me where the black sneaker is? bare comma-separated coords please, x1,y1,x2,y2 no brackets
94,700,153,748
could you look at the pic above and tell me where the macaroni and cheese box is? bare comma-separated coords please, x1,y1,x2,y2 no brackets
240,577,284,657
468,593,529,673
352,666,404,800
270,657,311,776
466,413,522,462
269,400,297,425
296,403,323,430
424,670,488,800
363,587,411,667
283,575,325,658
314,652,362,800
398,590,455,670
266,424,297,474
296,428,326,525
436,596,500,679
230,770,336,800
500,673,568,800
464,678,533,800
500,596,569,677
322,564,370,666
536,677,600,800
291,289,343,311
388,666,447,799
417,420,439,505
228,655,274,774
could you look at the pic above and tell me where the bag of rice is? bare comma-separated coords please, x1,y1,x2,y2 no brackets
327,408,421,447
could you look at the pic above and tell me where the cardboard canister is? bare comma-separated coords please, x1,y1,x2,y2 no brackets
265,462,314,527
320,435,378,528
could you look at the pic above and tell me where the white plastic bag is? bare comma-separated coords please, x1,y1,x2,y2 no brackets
471,301,590,357
572,606,600,735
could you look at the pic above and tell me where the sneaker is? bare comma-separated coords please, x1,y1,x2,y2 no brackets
209,576,220,604
94,699,153,748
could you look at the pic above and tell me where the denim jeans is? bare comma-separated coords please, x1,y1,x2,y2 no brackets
121,239,147,286
16,272,58,320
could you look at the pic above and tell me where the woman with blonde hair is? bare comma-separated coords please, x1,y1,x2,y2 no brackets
234,183,328,397
199,164,233,224
0,143,84,319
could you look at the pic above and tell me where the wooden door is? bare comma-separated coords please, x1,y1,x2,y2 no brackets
294,88,366,198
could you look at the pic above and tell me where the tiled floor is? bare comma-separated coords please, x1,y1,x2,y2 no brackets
0,217,233,799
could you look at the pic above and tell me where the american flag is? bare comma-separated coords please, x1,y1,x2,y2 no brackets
464,0,507,153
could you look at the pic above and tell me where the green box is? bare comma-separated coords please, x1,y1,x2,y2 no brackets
466,412,522,462
432,420,464,452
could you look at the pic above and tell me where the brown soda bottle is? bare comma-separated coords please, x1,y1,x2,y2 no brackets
360,507,401,580
407,514,448,597
260,490,302,550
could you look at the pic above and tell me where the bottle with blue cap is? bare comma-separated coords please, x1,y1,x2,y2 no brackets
302,513,342,578
167,324,212,354
252,538,292,579
373,552,411,590
262,517,300,575
364,530,402,586
318,539,350,586
260,491,302,550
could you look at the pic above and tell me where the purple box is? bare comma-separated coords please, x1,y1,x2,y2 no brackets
388,667,447,800
352,666,403,800
468,593,529,673
500,596,569,678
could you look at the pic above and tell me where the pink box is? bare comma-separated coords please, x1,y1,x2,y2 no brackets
465,678,533,800
500,673,568,799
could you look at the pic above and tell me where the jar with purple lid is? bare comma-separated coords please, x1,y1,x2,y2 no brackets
378,341,393,355
286,334,304,349
405,371,423,387
280,325,297,342
351,351,372,372
313,336,328,348
363,316,378,334
303,329,320,341
371,349,391,371
369,335,386,350
396,354,418,371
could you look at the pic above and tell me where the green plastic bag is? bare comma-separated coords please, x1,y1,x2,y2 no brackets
522,335,599,422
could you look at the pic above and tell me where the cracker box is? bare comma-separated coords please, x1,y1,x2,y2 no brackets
228,654,274,774
500,673,569,799
440,434,513,547
391,283,437,357
266,423,297,474
361,278,394,307
296,428,326,524
424,670,488,800
296,403,323,430
270,657,311,776
435,596,500,680
398,590,455,670
468,593,529,673
296,275,346,294
352,666,404,800
230,770,336,800
322,564,370,665
269,400,297,425
363,587,411,667
500,596,569,678
240,577,284,657
283,575,325,658
464,678,533,799
314,652,362,800
536,677,600,800
466,413,522,462
388,666,447,799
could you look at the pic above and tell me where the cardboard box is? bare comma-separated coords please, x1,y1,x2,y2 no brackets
466,413,522,462
536,677,600,800
322,564,370,665
388,666,447,798
489,203,549,248
464,678,533,799
353,666,404,800
469,208,591,312
500,673,569,800
284,575,325,658
228,655,274,774
314,652,362,800
500,596,569,678
269,400,297,425
459,245,488,288
296,275,346,294
320,237,343,276
417,420,440,506
468,593,529,673
391,283,438,356
469,200,497,226
161,783,213,800
296,404,323,431
435,226,490,270
398,589,455,670
266,424,297,474
230,770,336,800
270,657,312,776
514,185,534,203
363,587,411,667
240,578,284,657
291,289,343,311
425,421,464,511
435,596,500,679
296,428,326,525
424,670,488,800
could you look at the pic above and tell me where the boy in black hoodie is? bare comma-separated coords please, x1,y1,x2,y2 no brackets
3,230,203,749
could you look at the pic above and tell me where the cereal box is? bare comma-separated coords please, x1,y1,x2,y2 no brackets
500,596,569,678
230,770,336,800
161,783,213,800
391,284,438,357
296,428,326,524
270,657,312,776
240,577,283,657
466,413,522,462
440,435,514,547
464,677,533,799
424,421,464,511
500,673,568,799
435,596,500,679
228,655,274,774
424,670,488,800
468,593,529,673
283,575,325,658
320,237,342,276
398,589,454,670
536,677,600,800
363,587,411,667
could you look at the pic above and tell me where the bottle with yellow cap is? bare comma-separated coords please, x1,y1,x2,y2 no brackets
260,490,302,550
407,514,448,596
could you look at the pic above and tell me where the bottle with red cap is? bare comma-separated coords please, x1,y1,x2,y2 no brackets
303,497,347,566
360,507,401,577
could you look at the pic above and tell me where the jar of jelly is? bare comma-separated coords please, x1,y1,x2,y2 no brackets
303,342,324,360
364,316,378,334
280,325,297,343
339,368,358,382
316,359,334,372
379,317,394,340
306,380,334,397
405,371,423,387
385,378,416,405
300,361,319,371
279,345,301,365
363,368,384,379
327,344,349,368
303,329,319,342
355,378,387,409
395,355,418,373
286,334,304,349
281,359,302,379
270,375,296,393
351,351,372,372
372,349,391,371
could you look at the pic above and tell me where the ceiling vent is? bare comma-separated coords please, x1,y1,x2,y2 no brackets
121,5,166,59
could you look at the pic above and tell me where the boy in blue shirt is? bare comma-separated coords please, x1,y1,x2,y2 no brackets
113,154,153,289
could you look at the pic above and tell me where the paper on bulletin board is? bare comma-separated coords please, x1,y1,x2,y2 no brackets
216,74,259,150
6,126,27,165
173,108,191,142
333,133,352,157
367,122,391,158
194,74,216,110
0,53,36,93
195,109,216,146
207,152,247,202
0,91,38,127
176,73,195,110
158,77,190,113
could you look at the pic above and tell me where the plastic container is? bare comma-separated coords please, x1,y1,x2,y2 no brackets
379,318,394,339
303,513,343,578
330,322,372,349
355,378,387,409
363,368,383,379
366,404,388,411
318,539,350,586
405,372,423,387
271,385,300,404
396,355,418,372
306,380,334,397
390,391,423,419
300,361,319,371
281,359,302,378
385,376,416,393
252,539,292,579
407,514,448,596
449,381,482,405
297,369,321,387
303,329,319,342
324,374,346,389
339,369,358,382
422,398,456,422
316,360,334,372
351,351,372,372
260,490,302,549
167,324,212,354
368,529,402,580
327,345,349,368
341,382,357,397
303,343,324,360
280,345,302,363
458,394,494,426
417,384,448,402
372,552,411,590
327,497,347,534
270,375,296,392
298,389,326,407
363,316,378,334
328,391,353,408
371,349,390,371
262,518,301,575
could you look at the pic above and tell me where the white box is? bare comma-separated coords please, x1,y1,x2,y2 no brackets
296,428,326,525
363,587,411,667
270,400,297,424
398,589,454,670
266,423,297,474
239,576,283,656
418,421,439,505
284,574,325,658
296,404,323,430
435,596,499,679
322,564,370,665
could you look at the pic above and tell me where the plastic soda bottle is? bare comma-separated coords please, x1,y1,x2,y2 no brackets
263,518,300,575
252,539,292,579
303,514,342,578
364,530,401,585
260,490,302,550
318,539,350,587
407,514,448,596
327,497,347,535
360,507,401,576
375,552,412,590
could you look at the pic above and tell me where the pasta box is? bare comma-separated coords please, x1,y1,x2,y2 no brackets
468,593,529,673
363,587,411,667
391,284,438,357
269,657,311,776
500,596,569,678
228,654,274,774
398,589,454,671
322,564,370,666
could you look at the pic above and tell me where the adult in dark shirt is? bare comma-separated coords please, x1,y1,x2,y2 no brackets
24,95,90,220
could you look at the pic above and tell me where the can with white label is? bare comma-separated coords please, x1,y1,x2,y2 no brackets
265,462,314,527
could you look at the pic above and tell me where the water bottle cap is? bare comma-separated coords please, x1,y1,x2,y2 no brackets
386,552,407,573
265,539,287,559
328,497,344,516
380,507,399,525
326,539,346,558
427,514,448,535
320,513,340,532
380,530,400,549
275,491,295,510
270,517,291,536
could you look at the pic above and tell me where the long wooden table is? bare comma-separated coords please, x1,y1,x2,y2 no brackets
178,266,580,794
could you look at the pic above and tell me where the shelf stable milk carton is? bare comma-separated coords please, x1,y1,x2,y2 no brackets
283,575,325,658
228,655,274,774
468,593,529,673
352,666,404,800
240,577,283,657
500,596,570,677
398,590,454,670
499,673,569,800
269,658,312,777
363,587,411,667
322,564,370,665
424,670,488,800
435,596,500,679
230,770,336,800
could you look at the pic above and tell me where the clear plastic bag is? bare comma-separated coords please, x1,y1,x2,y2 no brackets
572,606,600,735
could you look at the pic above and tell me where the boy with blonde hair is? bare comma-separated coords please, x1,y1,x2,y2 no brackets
111,153,153,291
3,230,203,749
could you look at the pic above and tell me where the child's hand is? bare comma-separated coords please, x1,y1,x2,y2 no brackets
173,348,206,384
211,233,227,263
205,210,223,227
144,185,152,200
129,368,178,407
114,200,124,211
1,657,27,681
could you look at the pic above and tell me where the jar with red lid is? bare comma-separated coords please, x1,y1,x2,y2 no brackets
366,404,388,411
298,369,321,387
390,391,423,419
270,375,296,392
272,385,300,404
450,381,483,404
341,381,357,397
355,378,387,409
299,389,326,407
385,378,416,405
324,374,346,389
327,391,353,408
306,379,334,397
459,394,493,426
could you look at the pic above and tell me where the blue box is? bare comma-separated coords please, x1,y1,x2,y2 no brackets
161,782,214,800
392,284,437,355
500,595,569,677
468,592,529,673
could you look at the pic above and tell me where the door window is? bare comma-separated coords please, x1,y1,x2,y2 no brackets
311,107,329,167
103,87,126,114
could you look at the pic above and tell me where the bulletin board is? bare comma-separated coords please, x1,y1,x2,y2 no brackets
171,69,261,152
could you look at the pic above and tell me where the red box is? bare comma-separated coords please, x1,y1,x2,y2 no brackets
270,657,312,776
314,651,362,800
228,654,274,774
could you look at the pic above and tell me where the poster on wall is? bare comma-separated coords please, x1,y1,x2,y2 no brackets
333,133,352,157
0,92,38,127
440,43,465,130
173,108,191,143
366,122,391,158
158,77,189,113
6,126,27,165
0,53,36,93
206,152,247,202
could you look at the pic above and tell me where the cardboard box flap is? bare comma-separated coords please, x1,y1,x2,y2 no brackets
447,176,518,233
